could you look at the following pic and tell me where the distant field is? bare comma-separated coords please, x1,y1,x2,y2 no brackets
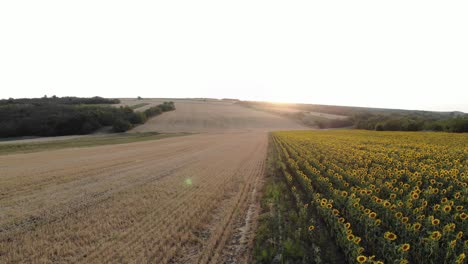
119,98,309,133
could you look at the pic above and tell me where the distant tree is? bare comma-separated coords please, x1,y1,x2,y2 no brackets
137,96,143,100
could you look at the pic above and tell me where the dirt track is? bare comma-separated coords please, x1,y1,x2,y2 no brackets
0,99,309,263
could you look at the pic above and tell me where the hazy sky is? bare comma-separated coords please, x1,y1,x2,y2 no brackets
1,1,467,112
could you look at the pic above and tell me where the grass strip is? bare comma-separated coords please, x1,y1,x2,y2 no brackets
0,132,190,155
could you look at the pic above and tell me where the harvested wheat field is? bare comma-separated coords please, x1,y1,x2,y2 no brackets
128,99,307,133
0,133,265,263
0,99,309,263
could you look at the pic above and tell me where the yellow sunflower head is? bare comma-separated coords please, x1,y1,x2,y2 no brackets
384,231,397,241
354,236,362,244
430,231,442,241
443,205,452,213
356,255,367,263
460,213,467,220
413,222,422,231
450,240,457,249
400,243,410,252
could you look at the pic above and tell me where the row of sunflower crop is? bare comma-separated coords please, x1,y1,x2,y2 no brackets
272,130,467,264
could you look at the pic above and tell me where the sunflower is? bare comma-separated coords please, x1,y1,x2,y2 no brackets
460,213,467,221
308,225,315,231
441,197,448,203
401,217,409,223
412,193,419,199
443,223,456,233
450,240,457,249
345,223,351,229
431,219,440,226
443,205,452,213
457,231,463,239
384,231,397,241
413,222,422,231
400,260,409,264
354,236,362,244
390,194,397,199
434,204,440,210
400,243,410,252
347,234,355,241
430,231,442,241
326,204,333,209
456,206,463,211
356,255,367,263
369,212,377,219
375,219,382,226
456,253,465,264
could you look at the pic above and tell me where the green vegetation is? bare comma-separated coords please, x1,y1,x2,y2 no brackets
294,112,353,129
0,96,120,105
253,136,345,263
0,132,189,155
0,97,176,138
353,112,468,132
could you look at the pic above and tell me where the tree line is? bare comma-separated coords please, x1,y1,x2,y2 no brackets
352,112,468,133
0,97,175,138
0,96,120,106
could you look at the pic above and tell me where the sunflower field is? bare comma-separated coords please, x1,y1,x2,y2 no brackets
272,130,468,264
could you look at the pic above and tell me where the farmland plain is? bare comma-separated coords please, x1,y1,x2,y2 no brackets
0,99,308,263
